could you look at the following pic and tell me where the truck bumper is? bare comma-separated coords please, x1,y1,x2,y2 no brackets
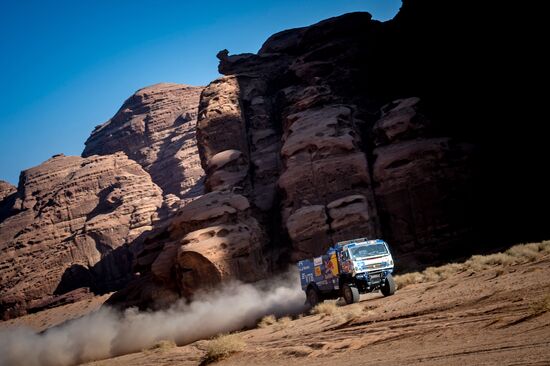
355,269,393,292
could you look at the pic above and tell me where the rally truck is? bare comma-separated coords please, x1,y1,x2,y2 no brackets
298,238,396,306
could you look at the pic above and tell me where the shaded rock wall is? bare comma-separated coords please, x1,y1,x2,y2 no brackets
211,9,477,265
0,153,163,318
372,98,474,267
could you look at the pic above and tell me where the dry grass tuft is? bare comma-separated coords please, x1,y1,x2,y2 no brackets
311,301,365,323
144,339,177,353
311,301,338,316
467,253,514,270
201,334,245,365
530,294,550,316
338,304,363,322
258,314,277,328
506,241,550,260
395,241,550,289
273,316,292,330
394,271,424,288
258,315,294,330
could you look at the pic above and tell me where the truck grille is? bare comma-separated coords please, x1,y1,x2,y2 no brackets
368,271,383,284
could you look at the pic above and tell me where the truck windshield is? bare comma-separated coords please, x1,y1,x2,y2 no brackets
349,243,388,258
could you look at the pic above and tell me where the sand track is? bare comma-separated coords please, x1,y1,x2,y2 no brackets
79,256,550,366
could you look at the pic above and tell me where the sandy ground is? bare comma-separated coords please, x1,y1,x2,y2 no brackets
0,294,111,332
2,256,549,365
79,256,550,366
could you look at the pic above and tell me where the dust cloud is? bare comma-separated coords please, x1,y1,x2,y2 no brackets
0,270,306,366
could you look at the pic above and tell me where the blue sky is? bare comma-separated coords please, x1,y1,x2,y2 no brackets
0,0,400,185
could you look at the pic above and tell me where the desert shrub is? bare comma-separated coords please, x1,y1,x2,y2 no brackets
394,272,423,288
394,241,550,289
144,339,176,352
311,301,338,316
311,301,364,323
273,316,292,330
394,263,462,288
258,315,293,330
201,334,245,365
506,242,550,261
466,253,515,269
257,314,277,328
425,263,463,281
339,304,363,321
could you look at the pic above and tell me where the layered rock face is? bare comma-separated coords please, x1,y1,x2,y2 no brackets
209,52,383,263
83,83,205,204
1,83,207,319
0,181,16,203
0,153,162,319
278,104,378,260
110,78,273,308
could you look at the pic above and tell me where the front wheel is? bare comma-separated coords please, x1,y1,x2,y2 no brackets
381,274,396,296
342,283,360,304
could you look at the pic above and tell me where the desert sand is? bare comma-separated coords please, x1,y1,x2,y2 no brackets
81,254,550,365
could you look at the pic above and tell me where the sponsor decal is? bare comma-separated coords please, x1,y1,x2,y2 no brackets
329,253,339,276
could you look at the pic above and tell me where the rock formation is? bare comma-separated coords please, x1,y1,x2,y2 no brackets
0,181,16,203
109,76,276,307
109,4,481,307
4,0,548,316
83,83,205,204
108,190,268,309
371,98,474,267
0,83,209,319
0,153,163,319
209,10,476,266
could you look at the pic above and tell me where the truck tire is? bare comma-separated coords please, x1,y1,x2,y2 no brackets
381,274,396,296
306,285,322,307
342,283,360,304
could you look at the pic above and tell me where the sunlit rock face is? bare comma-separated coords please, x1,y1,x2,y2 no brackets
0,153,163,319
83,83,205,204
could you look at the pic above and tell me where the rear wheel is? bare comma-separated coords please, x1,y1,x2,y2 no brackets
306,286,321,307
381,274,396,296
342,283,360,304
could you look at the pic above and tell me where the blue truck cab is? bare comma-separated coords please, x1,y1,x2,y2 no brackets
298,238,396,306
